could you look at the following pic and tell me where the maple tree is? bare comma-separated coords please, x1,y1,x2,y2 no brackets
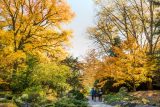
0,0,74,82
106,38,156,91
81,37,157,91
82,0,160,90
80,50,100,88
91,0,160,54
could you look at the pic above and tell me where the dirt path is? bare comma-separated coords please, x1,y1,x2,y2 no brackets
88,96,113,107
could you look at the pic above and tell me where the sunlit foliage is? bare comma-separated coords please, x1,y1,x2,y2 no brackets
0,0,74,87
81,0,160,91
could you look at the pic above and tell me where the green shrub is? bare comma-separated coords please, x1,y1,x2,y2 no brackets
119,87,128,95
55,98,88,107
10,72,31,93
104,93,122,104
69,90,86,100
14,86,48,107
0,92,13,103
5,93,13,100
24,86,46,101
104,87,132,104
14,97,23,107
0,98,9,103
21,94,28,101
70,98,88,106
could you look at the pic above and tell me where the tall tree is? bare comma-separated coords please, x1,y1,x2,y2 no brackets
0,0,74,79
62,56,82,90
87,0,160,89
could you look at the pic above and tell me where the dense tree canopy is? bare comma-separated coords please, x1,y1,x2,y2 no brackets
81,0,160,91
0,0,73,68
0,0,160,106
0,0,74,86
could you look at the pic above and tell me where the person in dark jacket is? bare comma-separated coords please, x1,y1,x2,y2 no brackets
90,88,97,101
98,89,103,101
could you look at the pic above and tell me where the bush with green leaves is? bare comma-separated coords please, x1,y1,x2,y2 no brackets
24,86,45,102
10,55,38,93
55,97,88,107
104,87,133,104
69,90,86,101
5,93,13,100
10,72,31,93
14,86,48,107
54,90,88,107
32,62,71,96
7,55,87,106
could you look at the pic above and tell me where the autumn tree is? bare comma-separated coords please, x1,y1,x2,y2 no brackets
81,38,157,91
0,0,74,82
32,62,71,97
80,50,101,88
86,0,160,90
102,38,156,91
151,0,160,88
62,56,82,90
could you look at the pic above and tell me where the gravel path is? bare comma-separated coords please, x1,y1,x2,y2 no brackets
88,96,113,107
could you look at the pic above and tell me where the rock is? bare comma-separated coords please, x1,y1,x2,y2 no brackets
111,101,136,107
110,101,158,107
135,105,157,107
0,98,7,102
125,102,137,107
21,102,31,107
119,87,128,93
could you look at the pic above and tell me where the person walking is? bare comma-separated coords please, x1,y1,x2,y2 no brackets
93,88,97,101
90,88,97,101
90,88,94,100
98,88,103,102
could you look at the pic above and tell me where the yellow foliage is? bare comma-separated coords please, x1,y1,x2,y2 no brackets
0,0,74,76
81,36,156,90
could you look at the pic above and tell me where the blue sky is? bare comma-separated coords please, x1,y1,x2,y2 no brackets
67,0,95,59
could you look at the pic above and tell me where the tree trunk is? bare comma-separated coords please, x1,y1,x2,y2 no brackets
146,57,153,90
12,61,18,79
133,84,136,92
147,78,153,90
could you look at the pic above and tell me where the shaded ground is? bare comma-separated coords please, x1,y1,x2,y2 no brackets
88,96,113,107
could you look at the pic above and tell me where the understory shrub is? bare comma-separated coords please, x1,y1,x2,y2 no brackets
0,103,17,107
14,86,48,107
104,87,133,104
69,90,86,100
54,90,88,107
55,97,88,107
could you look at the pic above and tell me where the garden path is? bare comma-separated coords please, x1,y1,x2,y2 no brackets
88,96,113,107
